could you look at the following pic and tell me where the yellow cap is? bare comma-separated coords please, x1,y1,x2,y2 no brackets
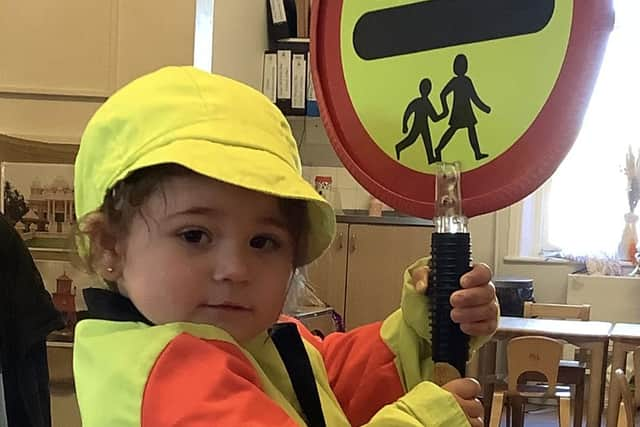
74,66,335,265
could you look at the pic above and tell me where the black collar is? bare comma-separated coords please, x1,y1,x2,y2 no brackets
82,288,153,325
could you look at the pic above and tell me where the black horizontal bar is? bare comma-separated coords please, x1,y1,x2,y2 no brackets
353,0,555,60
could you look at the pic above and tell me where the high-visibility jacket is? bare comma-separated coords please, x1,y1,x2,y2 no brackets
74,259,488,426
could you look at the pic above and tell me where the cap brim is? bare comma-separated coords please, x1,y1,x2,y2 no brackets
116,138,336,265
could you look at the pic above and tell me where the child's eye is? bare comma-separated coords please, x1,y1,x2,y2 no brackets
179,229,211,245
250,235,281,251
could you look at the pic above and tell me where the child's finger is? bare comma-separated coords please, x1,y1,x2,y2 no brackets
450,284,496,308
411,265,428,284
451,302,499,324
454,397,483,426
415,279,428,294
460,263,492,288
442,378,481,400
442,379,484,427
457,398,484,419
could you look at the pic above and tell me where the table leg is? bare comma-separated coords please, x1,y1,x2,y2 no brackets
468,349,480,379
634,350,640,409
510,395,525,427
586,341,606,427
606,342,626,427
479,341,497,426
599,340,609,423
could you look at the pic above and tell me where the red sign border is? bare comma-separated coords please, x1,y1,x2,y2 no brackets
311,0,613,218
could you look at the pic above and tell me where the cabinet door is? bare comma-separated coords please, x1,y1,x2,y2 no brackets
345,224,433,330
304,223,348,316
0,0,196,143
0,0,196,95
0,0,116,96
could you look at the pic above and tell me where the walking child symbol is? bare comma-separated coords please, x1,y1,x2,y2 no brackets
435,54,491,162
395,78,444,164
395,54,491,165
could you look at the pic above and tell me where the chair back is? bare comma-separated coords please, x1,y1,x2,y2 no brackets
507,336,563,395
614,368,635,427
523,302,591,321
633,346,640,408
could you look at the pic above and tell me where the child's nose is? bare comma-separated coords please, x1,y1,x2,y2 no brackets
211,245,250,284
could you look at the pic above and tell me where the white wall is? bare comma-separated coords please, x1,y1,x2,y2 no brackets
493,208,581,303
498,259,578,304
212,0,268,90
468,212,497,274
567,274,640,322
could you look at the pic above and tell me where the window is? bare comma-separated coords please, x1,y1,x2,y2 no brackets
518,0,640,258
193,0,214,72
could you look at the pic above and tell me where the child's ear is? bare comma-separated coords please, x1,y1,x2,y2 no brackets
100,250,123,282
100,233,126,282
84,213,125,280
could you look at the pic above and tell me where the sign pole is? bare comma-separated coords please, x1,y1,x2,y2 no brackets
430,162,471,383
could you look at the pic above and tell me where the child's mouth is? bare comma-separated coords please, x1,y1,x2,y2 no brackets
205,302,251,311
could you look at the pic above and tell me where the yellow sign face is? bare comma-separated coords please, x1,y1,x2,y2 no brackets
340,0,573,173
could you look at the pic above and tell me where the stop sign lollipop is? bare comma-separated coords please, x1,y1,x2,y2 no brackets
311,0,614,382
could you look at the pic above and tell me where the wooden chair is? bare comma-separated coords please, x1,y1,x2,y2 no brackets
608,343,640,427
523,302,591,365
635,348,640,409
614,348,640,427
489,336,573,427
614,369,636,427
522,302,590,427
523,302,591,322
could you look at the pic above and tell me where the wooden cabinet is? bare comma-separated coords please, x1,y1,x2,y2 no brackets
305,223,349,316
0,0,116,96
0,0,195,97
0,0,196,143
0,0,271,143
306,222,433,330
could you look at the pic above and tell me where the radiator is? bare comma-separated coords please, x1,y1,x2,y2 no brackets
566,274,640,323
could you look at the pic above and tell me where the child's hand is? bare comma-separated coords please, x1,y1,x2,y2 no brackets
411,263,498,336
442,378,483,427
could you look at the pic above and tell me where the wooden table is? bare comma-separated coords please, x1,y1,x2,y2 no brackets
477,316,612,427
606,323,640,427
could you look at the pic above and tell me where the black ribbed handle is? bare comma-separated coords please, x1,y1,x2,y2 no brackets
428,232,471,376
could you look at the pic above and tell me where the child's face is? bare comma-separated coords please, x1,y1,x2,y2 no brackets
113,174,296,342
